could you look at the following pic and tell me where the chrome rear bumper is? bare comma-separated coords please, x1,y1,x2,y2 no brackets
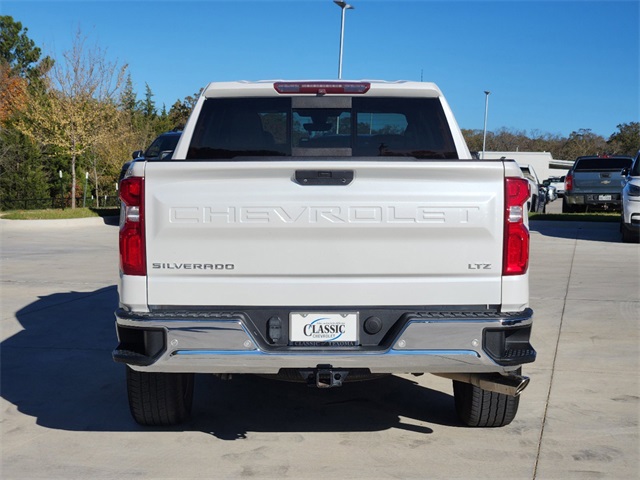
113,308,535,374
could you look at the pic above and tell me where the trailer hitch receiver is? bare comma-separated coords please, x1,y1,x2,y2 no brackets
300,366,350,388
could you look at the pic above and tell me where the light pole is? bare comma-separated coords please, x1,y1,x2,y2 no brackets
58,170,64,209
334,1,354,79
482,90,491,159
83,171,89,208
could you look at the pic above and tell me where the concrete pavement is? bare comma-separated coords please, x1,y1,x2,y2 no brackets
1,212,638,479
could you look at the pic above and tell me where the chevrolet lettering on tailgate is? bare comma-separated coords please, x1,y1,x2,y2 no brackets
168,205,482,225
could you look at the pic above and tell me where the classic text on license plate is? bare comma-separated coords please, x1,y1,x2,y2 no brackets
290,312,358,344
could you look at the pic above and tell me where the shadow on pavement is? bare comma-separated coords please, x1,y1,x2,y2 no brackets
192,373,456,439
2,286,460,436
1,286,133,431
530,220,622,242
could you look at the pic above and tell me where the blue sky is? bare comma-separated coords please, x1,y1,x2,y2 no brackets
4,0,639,138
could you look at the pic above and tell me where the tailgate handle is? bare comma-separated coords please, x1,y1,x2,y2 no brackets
294,170,354,186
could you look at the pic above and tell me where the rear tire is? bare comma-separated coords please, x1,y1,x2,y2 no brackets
562,198,574,213
453,379,520,427
126,367,194,426
622,224,638,243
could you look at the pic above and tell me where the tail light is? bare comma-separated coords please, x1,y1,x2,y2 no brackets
565,173,573,192
503,177,530,276
119,177,146,276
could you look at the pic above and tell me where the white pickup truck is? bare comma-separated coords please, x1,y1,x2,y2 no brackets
114,80,536,428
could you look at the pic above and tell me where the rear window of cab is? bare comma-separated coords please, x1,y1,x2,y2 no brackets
573,157,632,171
187,97,457,160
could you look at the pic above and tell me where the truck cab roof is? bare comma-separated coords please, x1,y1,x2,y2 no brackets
201,80,443,99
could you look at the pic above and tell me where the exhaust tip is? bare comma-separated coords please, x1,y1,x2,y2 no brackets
485,373,530,397
434,372,531,397
513,375,530,397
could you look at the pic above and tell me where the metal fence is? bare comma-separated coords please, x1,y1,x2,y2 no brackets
1,196,120,210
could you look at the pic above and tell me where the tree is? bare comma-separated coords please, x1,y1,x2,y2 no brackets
489,128,528,152
120,74,138,117
0,16,53,207
607,122,640,156
0,62,27,123
528,130,563,154
167,101,189,130
142,83,156,118
168,90,200,130
0,16,52,122
461,129,483,153
558,128,607,160
0,127,50,209
16,29,127,208
117,73,156,156
154,103,173,133
0,16,53,81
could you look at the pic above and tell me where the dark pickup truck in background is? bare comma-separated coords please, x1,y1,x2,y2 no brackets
563,155,633,213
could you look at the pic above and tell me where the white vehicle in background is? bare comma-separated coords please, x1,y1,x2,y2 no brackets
621,150,640,242
114,80,536,428
544,176,565,197
520,164,553,212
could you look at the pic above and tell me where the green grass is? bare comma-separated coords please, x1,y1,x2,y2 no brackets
529,212,620,223
1,207,119,220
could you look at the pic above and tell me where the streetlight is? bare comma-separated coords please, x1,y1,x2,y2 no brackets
334,1,354,79
58,170,64,209
83,171,89,208
482,90,491,159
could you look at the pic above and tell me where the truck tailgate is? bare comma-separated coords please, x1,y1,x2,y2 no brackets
573,172,622,193
144,160,506,307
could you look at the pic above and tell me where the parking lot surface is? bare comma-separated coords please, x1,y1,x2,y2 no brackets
1,213,638,479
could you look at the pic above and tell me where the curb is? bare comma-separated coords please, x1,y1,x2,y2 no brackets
0,216,119,229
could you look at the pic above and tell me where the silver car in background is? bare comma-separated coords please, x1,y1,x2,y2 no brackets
544,176,565,197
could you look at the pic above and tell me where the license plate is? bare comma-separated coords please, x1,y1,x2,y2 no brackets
289,312,358,346
598,194,612,201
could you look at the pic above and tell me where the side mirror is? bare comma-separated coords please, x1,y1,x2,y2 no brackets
132,150,143,160
621,168,629,176
542,180,550,187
